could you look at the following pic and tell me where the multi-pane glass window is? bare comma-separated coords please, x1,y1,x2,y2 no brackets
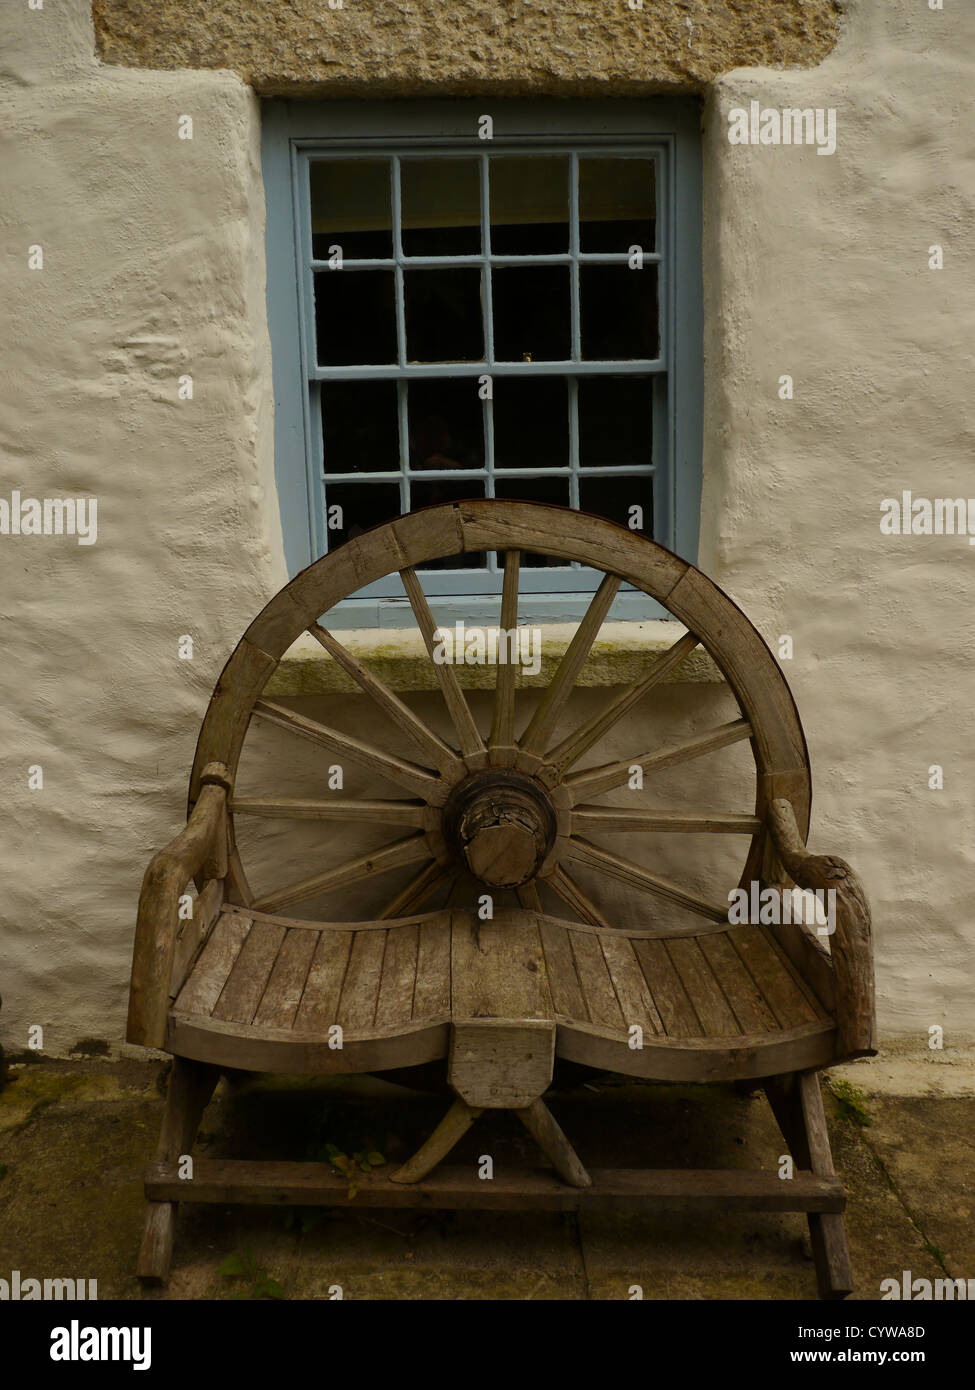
263,102,702,623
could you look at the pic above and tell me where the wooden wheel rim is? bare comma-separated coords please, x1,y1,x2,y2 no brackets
189,500,811,917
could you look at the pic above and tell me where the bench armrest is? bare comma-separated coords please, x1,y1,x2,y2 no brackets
767,798,876,1059
127,762,232,1049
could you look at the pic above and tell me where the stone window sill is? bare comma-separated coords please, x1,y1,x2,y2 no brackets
264,621,724,696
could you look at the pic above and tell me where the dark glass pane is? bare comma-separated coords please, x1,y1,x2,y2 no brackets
324,482,401,552
411,478,487,569
580,264,658,361
402,158,480,257
578,376,653,467
490,157,569,255
579,475,653,538
493,266,570,362
579,157,656,254
405,269,484,362
492,377,568,469
408,379,484,471
493,476,571,567
315,270,397,366
310,160,392,261
322,381,400,475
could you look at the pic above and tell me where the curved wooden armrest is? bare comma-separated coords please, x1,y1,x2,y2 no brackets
767,798,876,1058
127,762,232,1049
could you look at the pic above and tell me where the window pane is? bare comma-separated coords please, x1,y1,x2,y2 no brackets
493,476,571,567
324,481,402,551
579,475,653,538
579,157,656,253
493,266,570,362
493,377,568,468
322,381,400,475
490,157,569,255
315,270,397,366
405,269,484,362
401,158,481,256
411,478,487,569
578,376,653,467
408,379,484,471
580,264,658,361
310,160,392,260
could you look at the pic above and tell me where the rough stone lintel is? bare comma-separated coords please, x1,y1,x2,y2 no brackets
92,0,842,96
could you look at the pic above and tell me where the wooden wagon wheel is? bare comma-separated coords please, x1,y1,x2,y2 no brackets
189,501,811,927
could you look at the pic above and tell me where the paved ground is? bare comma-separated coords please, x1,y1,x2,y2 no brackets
0,1051,972,1300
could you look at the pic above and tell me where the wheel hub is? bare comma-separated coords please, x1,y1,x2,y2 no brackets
442,770,558,889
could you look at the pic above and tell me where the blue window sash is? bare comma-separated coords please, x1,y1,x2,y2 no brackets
262,99,702,628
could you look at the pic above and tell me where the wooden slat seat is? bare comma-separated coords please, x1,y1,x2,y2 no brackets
167,906,836,1081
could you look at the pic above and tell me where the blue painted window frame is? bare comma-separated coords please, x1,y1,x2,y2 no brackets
261,99,702,628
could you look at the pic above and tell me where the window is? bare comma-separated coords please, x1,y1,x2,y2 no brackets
262,101,702,626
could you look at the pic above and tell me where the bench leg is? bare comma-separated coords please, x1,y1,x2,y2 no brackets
389,1099,483,1184
137,1057,220,1285
515,1099,591,1188
763,1069,853,1300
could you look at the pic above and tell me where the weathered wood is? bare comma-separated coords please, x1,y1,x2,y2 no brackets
568,930,624,1029
137,1058,220,1283
730,926,822,1028
450,912,553,1021
516,1098,591,1187
336,929,387,1031
399,566,485,758
251,699,443,802
375,923,419,1029
546,864,612,928
519,572,621,755
412,916,452,1020
537,918,588,1021
212,922,287,1026
598,933,664,1036
489,550,520,751
566,719,753,801
308,622,459,773
252,930,317,1030
664,938,740,1037
767,799,875,1058
377,860,449,919
389,1099,482,1184
697,932,778,1034
128,770,231,1049
561,836,730,923
449,1019,555,1108
572,807,761,836
147,1159,845,1213
630,939,700,1038
546,630,700,771
231,797,426,826
252,834,431,915
169,877,224,999
173,912,252,1019
293,929,353,1033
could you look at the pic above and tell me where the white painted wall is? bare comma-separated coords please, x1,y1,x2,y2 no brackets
1,0,972,1055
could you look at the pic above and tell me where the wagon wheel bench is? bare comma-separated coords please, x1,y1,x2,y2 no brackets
128,499,875,1298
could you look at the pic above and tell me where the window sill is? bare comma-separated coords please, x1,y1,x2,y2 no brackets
264,621,724,696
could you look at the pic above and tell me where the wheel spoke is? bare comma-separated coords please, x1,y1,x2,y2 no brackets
565,717,752,801
231,797,427,826
519,572,621,756
377,860,452,919
399,567,486,758
253,834,431,914
546,631,699,772
251,699,442,800
546,865,612,928
571,807,761,836
308,623,459,773
489,549,520,753
561,836,730,923
515,881,542,910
